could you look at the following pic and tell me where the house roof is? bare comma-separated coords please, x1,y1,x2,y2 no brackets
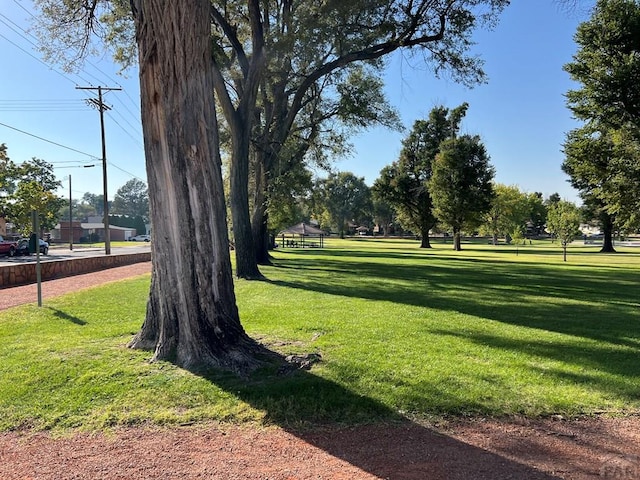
279,222,325,236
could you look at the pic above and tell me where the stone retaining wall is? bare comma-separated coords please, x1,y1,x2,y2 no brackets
0,252,151,288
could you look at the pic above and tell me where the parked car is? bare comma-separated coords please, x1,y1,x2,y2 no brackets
129,234,151,242
15,239,30,256
15,238,49,255
0,235,18,257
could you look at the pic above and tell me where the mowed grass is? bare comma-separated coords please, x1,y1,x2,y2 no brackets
0,238,639,431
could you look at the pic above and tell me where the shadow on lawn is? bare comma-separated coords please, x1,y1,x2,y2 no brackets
268,247,640,390
272,248,639,335
197,359,560,480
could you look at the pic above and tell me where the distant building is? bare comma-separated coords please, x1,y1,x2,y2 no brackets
51,221,137,243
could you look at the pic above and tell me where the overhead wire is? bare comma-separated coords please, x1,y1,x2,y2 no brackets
108,161,146,184
2,2,145,185
0,99,88,112
0,121,99,159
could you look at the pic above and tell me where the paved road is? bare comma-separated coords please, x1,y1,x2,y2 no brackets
0,244,151,266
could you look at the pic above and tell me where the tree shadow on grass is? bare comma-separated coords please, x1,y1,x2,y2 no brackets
270,248,640,347
193,356,560,480
265,248,640,401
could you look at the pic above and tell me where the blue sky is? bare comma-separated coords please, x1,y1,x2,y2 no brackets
1,1,593,203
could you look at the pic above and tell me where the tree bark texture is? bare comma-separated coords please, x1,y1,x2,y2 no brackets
600,213,616,253
251,156,272,265
419,220,432,248
128,0,258,371
453,229,462,251
229,134,263,278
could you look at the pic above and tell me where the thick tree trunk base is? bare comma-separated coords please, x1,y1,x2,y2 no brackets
599,245,616,253
128,332,274,375
257,256,273,266
236,271,267,281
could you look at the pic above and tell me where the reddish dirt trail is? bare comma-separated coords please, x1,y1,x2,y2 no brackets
1,417,640,479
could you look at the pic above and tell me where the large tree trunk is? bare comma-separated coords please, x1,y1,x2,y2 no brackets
453,228,462,251
599,212,616,253
209,1,265,281
419,222,432,248
251,157,271,265
230,136,263,278
128,0,259,372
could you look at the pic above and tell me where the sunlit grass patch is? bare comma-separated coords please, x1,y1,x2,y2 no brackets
1,237,639,431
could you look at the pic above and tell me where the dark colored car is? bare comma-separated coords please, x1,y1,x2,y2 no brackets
15,238,49,256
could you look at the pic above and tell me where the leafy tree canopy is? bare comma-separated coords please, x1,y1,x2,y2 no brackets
564,0,640,131
481,183,530,244
429,134,495,250
312,171,372,238
1,155,65,234
112,178,149,221
373,103,469,247
546,199,582,261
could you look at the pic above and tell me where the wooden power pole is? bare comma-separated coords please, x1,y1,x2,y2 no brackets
76,85,121,255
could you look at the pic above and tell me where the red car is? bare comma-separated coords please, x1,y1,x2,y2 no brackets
0,235,18,257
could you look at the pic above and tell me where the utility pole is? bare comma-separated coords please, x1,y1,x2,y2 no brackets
69,174,72,251
76,85,121,255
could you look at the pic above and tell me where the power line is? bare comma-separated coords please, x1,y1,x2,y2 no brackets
11,0,34,18
106,111,143,149
108,161,146,183
0,120,99,159
0,14,95,87
0,9,120,105
0,99,88,112
3,4,142,129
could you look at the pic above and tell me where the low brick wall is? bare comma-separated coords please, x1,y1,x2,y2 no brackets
0,252,151,288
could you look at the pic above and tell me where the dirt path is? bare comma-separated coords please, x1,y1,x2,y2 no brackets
1,262,639,479
2,417,640,479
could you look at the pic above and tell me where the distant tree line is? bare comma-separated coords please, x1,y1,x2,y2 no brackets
265,104,575,253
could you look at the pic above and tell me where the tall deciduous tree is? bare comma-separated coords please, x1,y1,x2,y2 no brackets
429,134,495,251
212,1,508,277
82,192,105,216
563,0,640,237
373,104,469,248
562,125,619,252
125,0,259,371
112,178,149,222
2,157,65,235
564,0,640,132
313,172,371,238
482,184,530,245
33,0,261,370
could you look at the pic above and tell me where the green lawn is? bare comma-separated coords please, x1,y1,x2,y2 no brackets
1,238,639,431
